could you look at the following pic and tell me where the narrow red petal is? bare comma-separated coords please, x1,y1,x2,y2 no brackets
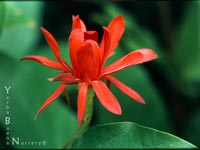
100,27,111,66
77,82,88,124
133,48,158,64
20,55,66,71
76,40,100,80
108,16,125,54
91,81,121,115
101,51,143,76
48,73,80,84
72,15,86,31
41,27,72,72
105,75,145,104
35,84,66,119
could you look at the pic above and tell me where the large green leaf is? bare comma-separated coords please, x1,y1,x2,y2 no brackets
0,2,6,37
172,2,200,98
0,2,43,59
0,44,77,149
72,122,197,148
183,110,200,147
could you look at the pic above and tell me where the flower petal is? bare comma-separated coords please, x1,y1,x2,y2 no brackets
91,81,121,115
76,40,100,80
77,82,88,124
69,29,84,77
20,55,66,71
108,16,125,54
100,27,111,66
84,31,98,42
133,48,158,63
105,75,145,104
48,73,80,84
101,51,143,76
72,15,86,31
101,49,157,77
41,27,72,72
35,84,67,119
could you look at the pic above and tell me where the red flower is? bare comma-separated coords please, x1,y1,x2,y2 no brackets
21,15,157,124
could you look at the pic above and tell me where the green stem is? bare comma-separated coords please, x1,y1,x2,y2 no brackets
62,88,94,149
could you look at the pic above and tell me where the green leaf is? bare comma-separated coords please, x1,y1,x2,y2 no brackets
0,2,6,37
0,2,43,59
0,44,77,148
72,122,197,148
172,2,200,98
183,110,200,147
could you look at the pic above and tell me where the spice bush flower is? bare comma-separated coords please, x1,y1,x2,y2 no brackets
20,15,157,124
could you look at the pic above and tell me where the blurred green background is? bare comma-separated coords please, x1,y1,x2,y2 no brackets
0,1,199,149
